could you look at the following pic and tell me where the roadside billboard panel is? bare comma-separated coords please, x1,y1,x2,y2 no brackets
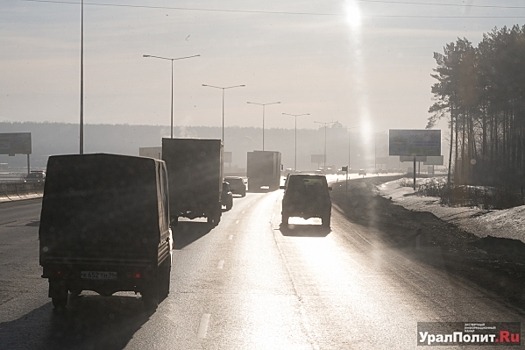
400,156,427,162
311,154,325,164
0,133,31,155
224,151,232,163
424,155,444,165
389,129,441,156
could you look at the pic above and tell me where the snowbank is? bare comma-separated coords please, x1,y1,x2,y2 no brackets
377,178,525,244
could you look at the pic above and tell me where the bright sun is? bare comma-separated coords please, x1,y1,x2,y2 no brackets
345,0,362,29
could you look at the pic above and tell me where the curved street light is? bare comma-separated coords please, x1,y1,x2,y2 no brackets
247,101,281,151
202,84,246,145
282,113,310,171
314,120,337,170
143,54,200,138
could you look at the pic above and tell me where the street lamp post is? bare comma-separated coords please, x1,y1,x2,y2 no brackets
314,121,337,170
202,84,246,145
282,113,310,171
79,0,84,154
346,125,361,171
143,54,200,138
247,101,281,151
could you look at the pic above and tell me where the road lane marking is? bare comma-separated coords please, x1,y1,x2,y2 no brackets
217,260,224,269
198,313,211,339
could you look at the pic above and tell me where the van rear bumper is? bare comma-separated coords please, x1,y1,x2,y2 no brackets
41,259,160,296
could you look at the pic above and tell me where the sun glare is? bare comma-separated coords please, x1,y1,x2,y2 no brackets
360,120,373,141
345,0,362,29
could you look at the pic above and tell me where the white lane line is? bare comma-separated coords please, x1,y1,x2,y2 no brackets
217,259,224,269
197,313,211,339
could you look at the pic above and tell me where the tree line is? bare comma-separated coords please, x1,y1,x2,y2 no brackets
428,25,525,192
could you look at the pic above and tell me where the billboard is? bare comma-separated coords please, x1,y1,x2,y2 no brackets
224,151,232,163
311,154,325,164
424,155,444,165
400,156,427,162
389,129,441,156
0,133,31,155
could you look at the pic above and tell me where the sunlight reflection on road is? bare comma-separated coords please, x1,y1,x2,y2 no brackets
277,218,439,348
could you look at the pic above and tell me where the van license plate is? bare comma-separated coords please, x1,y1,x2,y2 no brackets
81,271,117,280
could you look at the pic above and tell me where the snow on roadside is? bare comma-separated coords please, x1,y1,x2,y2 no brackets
376,178,525,244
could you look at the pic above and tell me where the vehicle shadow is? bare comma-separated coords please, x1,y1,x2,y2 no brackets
0,295,151,350
279,224,331,237
172,221,214,250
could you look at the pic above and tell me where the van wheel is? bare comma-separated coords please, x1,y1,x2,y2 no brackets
52,295,68,309
158,259,171,302
322,215,331,228
49,280,68,310
281,214,289,226
207,209,221,226
69,288,82,298
142,284,159,311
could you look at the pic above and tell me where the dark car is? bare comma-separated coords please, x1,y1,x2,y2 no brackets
281,174,331,228
224,176,246,197
221,181,233,211
24,171,46,183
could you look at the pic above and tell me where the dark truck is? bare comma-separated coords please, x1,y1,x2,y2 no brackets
247,151,282,192
39,154,172,310
162,138,224,225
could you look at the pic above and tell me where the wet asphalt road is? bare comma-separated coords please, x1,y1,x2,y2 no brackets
0,191,523,349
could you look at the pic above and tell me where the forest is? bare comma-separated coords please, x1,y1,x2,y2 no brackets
429,25,525,193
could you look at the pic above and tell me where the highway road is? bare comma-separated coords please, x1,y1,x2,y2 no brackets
0,190,523,349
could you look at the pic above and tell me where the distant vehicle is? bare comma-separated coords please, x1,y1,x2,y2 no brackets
224,176,246,197
358,169,366,176
281,174,332,228
24,170,45,183
247,151,281,192
39,154,172,310
221,181,233,211
162,138,224,226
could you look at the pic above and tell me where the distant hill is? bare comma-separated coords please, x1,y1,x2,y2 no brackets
0,121,388,172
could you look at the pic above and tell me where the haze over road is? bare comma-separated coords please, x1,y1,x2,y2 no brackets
0,190,522,349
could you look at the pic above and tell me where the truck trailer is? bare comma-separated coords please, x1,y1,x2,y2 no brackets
246,150,282,192
162,138,224,225
39,153,172,310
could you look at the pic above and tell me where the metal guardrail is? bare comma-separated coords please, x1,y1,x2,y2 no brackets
0,173,26,183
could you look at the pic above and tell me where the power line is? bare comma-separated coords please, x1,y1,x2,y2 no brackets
20,0,525,19
358,0,525,10
20,0,340,17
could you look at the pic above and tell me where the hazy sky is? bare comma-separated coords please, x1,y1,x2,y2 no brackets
1,0,524,133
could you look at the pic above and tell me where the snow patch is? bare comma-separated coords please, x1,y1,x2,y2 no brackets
377,178,525,244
